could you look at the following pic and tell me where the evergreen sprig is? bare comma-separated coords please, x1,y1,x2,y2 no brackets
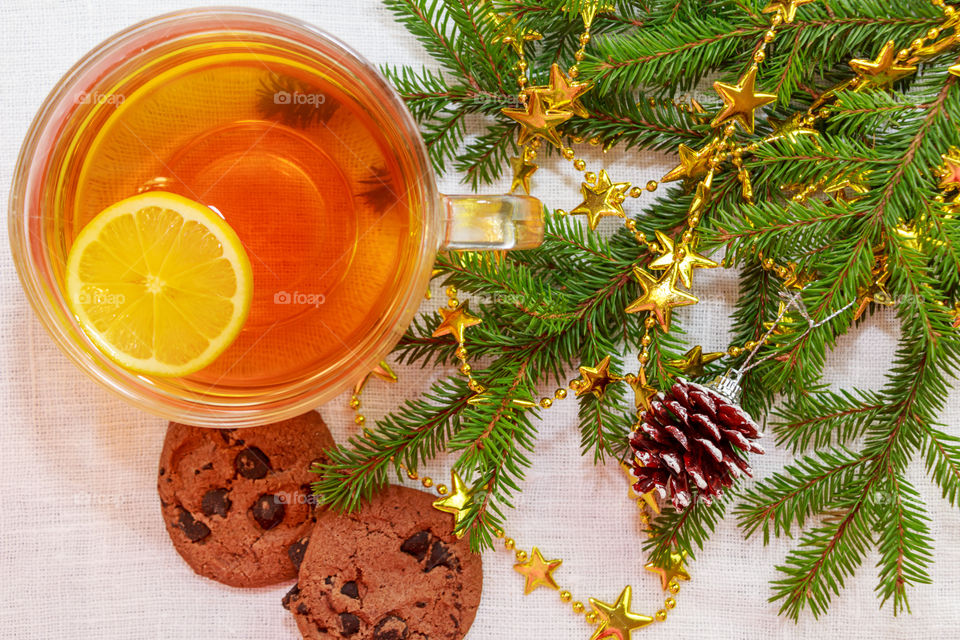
313,0,960,622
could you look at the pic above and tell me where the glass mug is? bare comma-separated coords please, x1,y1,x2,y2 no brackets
9,8,543,427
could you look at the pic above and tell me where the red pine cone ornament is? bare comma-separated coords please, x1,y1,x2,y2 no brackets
630,377,764,510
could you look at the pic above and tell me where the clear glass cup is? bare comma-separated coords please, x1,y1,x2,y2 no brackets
8,8,542,427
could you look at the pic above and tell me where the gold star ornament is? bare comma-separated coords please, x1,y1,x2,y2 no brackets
534,63,592,117
853,258,895,321
667,346,724,377
688,176,713,217
761,0,814,23
710,66,776,134
619,461,662,513
353,360,398,395
509,154,538,194
502,92,572,147
513,547,562,594
763,300,794,346
850,41,917,91
569,170,631,230
575,355,617,398
824,171,870,203
660,142,716,183
647,230,718,288
432,301,482,344
485,2,542,55
589,586,654,640
935,148,960,192
768,114,820,145
577,0,614,28
625,267,698,330
781,263,814,290
628,369,658,412
432,470,475,537
644,548,691,591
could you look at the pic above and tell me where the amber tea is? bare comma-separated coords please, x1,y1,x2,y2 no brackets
53,37,417,390
12,9,541,424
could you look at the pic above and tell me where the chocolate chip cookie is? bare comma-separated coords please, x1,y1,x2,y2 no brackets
158,411,334,587
283,484,483,639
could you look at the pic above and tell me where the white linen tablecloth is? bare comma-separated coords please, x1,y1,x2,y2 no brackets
2,1,959,638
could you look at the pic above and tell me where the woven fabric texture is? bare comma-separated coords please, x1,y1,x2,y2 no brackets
1,1,959,638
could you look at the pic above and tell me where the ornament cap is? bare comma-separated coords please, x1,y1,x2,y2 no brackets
704,368,744,405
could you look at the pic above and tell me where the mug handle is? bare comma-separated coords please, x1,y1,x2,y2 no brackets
440,194,543,250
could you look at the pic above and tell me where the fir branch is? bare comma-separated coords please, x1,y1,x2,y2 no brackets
921,424,960,507
737,448,869,542
644,492,730,565
872,473,933,614
769,492,874,619
773,388,886,452
354,0,960,616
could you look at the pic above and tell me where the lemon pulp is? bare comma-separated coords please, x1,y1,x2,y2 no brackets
65,191,253,377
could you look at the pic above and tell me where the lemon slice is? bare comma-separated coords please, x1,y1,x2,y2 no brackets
65,191,253,377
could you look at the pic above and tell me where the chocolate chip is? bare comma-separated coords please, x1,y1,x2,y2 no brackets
175,508,210,542
400,530,430,561
201,462,213,471
340,580,359,599
324,576,334,586
339,612,360,636
250,494,285,530
281,584,300,610
288,537,309,570
234,446,271,479
297,603,308,615
373,615,408,640
201,488,231,518
415,602,426,608
158,467,165,476
217,428,235,444
424,540,457,572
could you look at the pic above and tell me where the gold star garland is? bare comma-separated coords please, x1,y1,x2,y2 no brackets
510,152,538,194
514,547,563,594
569,170,631,230
432,470,476,538
935,147,960,192
711,66,777,134
348,3,960,639
849,40,918,91
349,360,398,431
667,346,725,377
390,454,687,637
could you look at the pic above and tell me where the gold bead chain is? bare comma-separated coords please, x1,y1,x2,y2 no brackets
380,451,686,630
348,2,960,635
